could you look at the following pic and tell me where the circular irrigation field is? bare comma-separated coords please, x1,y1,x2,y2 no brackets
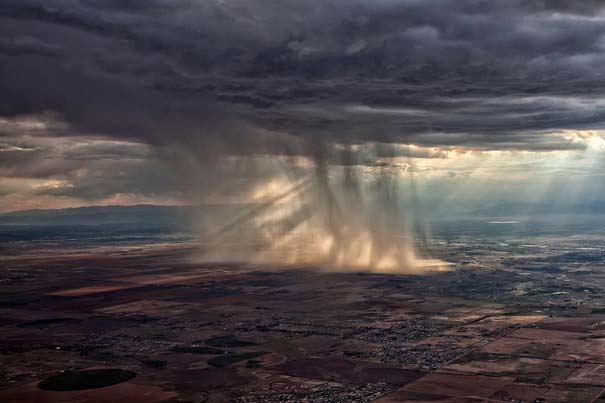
38,369,136,391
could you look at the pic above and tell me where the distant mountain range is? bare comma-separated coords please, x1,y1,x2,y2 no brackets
2,200,604,227
0,205,192,226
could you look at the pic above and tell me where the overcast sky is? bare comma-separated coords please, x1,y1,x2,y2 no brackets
2,0,605,213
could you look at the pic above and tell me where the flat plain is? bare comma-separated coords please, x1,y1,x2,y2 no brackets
3,225,605,402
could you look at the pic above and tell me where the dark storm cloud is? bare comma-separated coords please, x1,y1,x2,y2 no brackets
0,36,64,58
2,0,605,157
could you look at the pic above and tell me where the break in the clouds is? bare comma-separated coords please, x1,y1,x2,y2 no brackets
2,0,605,210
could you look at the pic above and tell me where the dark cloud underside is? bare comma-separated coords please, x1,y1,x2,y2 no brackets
1,0,605,210
1,0,605,149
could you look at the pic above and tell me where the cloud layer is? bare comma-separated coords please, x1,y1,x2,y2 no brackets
1,0,605,210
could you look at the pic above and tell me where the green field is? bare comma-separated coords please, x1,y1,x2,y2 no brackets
205,335,258,348
18,318,81,329
38,369,136,391
207,352,269,368
171,346,225,354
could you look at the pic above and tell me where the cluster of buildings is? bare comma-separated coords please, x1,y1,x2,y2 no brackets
232,382,392,403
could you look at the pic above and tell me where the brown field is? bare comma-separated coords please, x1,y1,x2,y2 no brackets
4,243,605,402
